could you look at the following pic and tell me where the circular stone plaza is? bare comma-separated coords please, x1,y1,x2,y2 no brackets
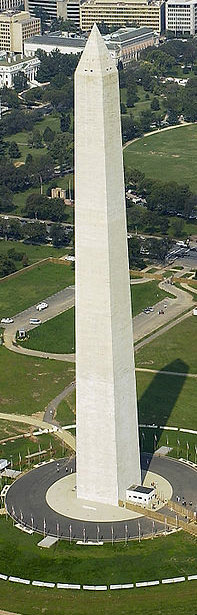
6,453,197,542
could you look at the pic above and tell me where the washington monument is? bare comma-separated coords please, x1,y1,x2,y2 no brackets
75,24,141,507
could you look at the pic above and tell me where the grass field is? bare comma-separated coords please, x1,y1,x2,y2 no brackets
0,239,69,269
135,315,197,373
137,370,197,430
0,345,75,416
0,431,65,469
124,124,197,191
56,390,76,425
0,580,197,615
21,281,173,354
0,261,74,319
0,419,31,440
0,518,196,585
140,425,197,462
6,115,61,163
23,307,75,354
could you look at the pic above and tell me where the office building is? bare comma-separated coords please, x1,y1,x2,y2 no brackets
0,10,40,52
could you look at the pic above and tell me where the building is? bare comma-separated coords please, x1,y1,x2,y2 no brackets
0,0,22,12
24,32,86,55
105,26,159,65
80,0,165,34
166,0,197,35
75,25,141,506
24,25,158,65
26,0,80,23
0,10,41,52
126,485,155,505
0,51,40,86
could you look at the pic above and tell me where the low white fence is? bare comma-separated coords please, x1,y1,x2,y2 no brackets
0,573,196,591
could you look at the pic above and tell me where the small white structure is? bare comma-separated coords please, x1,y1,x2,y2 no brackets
193,308,197,316
126,485,155,505
0,458,8,471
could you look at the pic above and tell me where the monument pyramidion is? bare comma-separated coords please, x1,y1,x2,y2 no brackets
75,24,141,507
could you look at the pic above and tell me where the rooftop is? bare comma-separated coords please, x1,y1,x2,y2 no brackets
128,485,155,494
25,34,86,48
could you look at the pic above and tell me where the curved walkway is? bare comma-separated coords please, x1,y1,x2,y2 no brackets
123,121,194,151
0,412,76,452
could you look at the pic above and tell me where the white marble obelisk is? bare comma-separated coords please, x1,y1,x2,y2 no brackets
75,24,141,506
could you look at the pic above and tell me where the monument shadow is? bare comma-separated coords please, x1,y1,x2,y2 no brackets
137,358,189,472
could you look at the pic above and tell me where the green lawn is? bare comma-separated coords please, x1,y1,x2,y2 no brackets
56,390,76,426
137,371,197,430
0,419,31,441
23,307,75,354
0,581,197,615
136,316,197,374
0,239,69,269
0,432,65,470
0,518,196,586
0,345,75,416
6,116,61,163
124,124,197,191
140,426,197,462
0,261,74,319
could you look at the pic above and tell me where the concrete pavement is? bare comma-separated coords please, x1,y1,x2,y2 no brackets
0,413,76,452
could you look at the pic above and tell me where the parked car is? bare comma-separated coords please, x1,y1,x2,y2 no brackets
29,318,41,325
1,317,14,324
158,310,164,315
36,302,48,311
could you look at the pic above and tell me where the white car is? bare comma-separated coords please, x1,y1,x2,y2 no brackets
29,318,41,325
1,317,14,324
36,302,48,311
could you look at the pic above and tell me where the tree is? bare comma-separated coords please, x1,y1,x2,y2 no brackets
170,218,184,237
51,223,70,246
24,221,47,243
0,254,16,277
127,83,138,107
139,110,153,133
33,6,49,33
7,219,24,240
43,126,54,144
1,86,19,109
13,72,27,93
24,193,67,222
128,236,144,269
121,114,141,143
182,76,197,121
32,129,43,149
151,97,160,111
8,141,20,159
60,113,71,132
0,186,14,213
25,153,33,167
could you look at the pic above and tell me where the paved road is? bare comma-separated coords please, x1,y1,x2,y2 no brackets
133,281,193,343
3,286,75,361
2,280,194,361
6,454,197,542
135,307,194,352
0,213,73,229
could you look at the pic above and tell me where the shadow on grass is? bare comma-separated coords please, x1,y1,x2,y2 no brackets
138,359,189,470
